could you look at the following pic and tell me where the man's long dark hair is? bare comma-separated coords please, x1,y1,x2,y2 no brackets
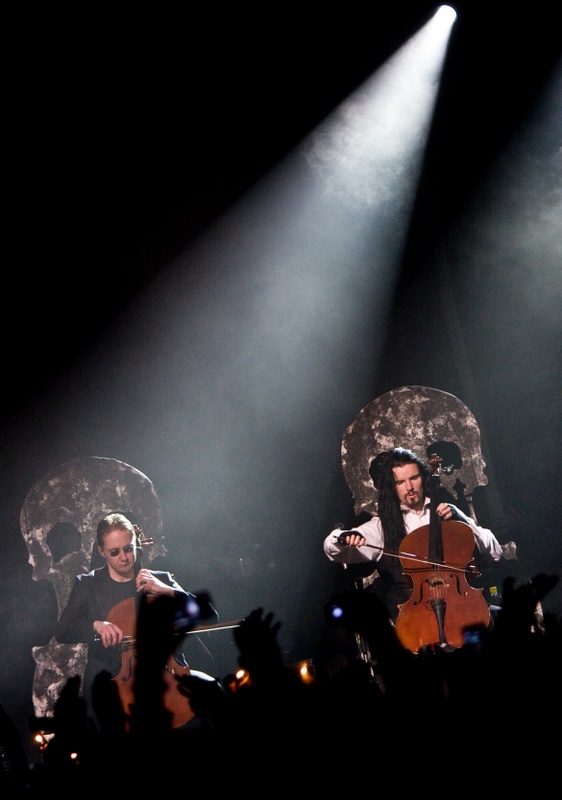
370,448,430,551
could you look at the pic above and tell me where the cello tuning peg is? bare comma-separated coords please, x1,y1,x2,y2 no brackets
132,524,154,547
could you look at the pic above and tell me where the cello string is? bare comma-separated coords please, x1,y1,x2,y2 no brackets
360,542,479,574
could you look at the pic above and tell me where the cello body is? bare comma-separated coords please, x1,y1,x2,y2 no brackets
393,520,490,652
107,596,195,728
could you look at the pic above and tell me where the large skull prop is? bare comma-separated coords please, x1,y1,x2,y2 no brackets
20,457,164,720
341,386,489,518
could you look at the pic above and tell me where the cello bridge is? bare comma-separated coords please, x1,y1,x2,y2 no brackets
426,575,449,589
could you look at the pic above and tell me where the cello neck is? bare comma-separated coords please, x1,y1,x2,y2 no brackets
428,454,444,564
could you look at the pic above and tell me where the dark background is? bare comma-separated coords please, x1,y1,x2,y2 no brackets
2,1,561,758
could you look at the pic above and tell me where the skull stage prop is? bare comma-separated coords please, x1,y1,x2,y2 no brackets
20,456,164,720
341,386,490,519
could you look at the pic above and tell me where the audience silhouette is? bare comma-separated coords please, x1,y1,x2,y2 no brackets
1,572,560,794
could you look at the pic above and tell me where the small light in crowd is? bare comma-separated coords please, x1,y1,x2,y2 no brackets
224,668,251,693
296,659,316,685
237,669,251,688
33,732,51,751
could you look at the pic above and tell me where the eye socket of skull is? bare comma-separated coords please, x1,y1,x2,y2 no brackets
47,522,82,563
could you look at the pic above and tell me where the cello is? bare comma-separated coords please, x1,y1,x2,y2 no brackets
107,595,195,729
108,597,243,728
393,454,491,653
106,526,242,728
